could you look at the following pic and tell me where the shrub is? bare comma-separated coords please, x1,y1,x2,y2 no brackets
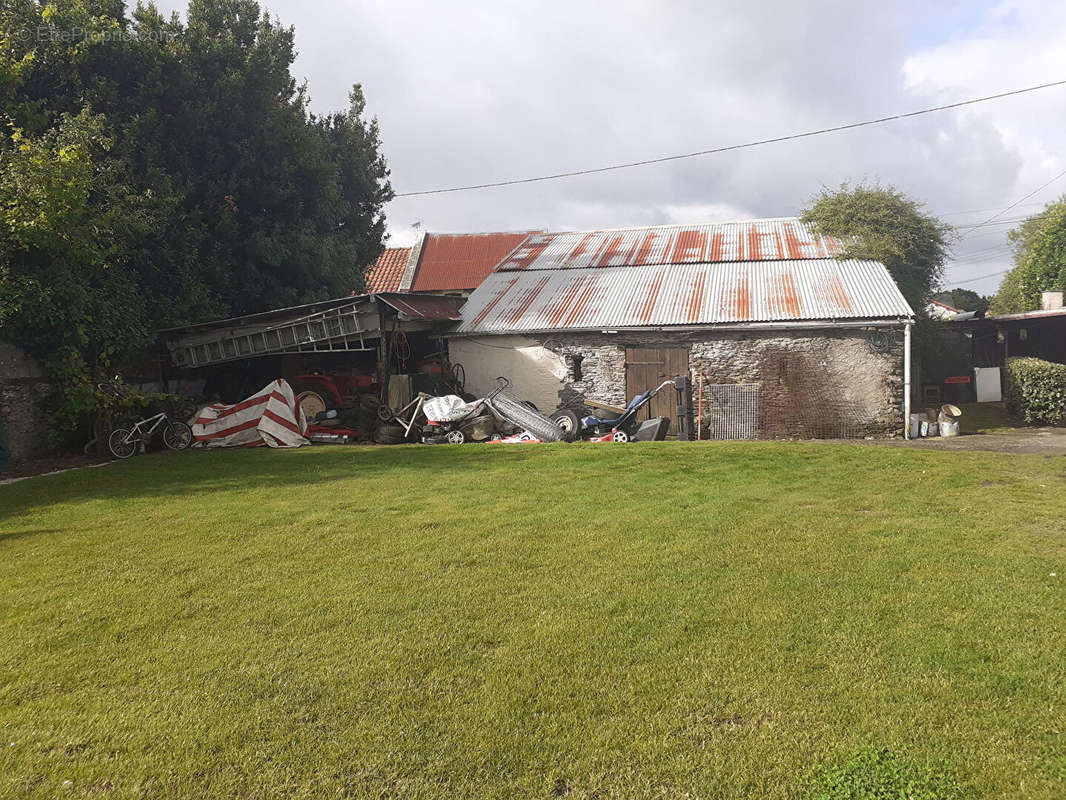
1003,357,1066,426
801,747,968,800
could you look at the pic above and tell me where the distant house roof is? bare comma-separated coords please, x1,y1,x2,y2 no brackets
926,299,963,320
457,218,914,334
409,231,538,292
364,247,410,293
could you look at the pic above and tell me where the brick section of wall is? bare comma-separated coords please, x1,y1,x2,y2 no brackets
537,328,903,438
0,342,51,464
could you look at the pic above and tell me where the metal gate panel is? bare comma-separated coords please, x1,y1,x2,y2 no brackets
701,383,760,440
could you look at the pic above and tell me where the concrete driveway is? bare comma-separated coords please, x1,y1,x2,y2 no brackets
868,427,1066,455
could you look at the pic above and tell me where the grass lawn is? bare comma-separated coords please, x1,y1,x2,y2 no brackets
1,443,1064,799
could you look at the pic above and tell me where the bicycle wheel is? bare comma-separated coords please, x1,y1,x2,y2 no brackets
162,421,194,450
107,428,138,459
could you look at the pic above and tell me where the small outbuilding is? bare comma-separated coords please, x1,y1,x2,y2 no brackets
449,218,915,439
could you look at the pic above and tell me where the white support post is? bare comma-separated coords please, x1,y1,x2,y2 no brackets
903,321,913,440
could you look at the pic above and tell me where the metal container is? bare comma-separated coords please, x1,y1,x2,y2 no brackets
909,414,923,439
940,419,959,437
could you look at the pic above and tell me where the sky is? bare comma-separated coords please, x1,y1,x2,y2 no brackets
153,0,1066,297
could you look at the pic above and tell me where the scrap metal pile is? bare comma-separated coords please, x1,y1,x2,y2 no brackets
368,377,681,445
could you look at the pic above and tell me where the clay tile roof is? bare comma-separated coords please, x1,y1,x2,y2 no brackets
411,232,537,292
364,247,410,293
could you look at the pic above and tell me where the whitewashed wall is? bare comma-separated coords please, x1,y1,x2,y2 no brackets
448,336,568,410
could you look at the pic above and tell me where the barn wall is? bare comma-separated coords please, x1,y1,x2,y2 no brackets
450,327,904,438
0,342,51,464
448,335,569,412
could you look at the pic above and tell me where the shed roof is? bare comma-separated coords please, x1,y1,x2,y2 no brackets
410,231,538,292
496,218,841,271
457,218,913,334
364,247,410,293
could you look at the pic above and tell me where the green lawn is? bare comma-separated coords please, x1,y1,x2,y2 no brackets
1,443,1064,799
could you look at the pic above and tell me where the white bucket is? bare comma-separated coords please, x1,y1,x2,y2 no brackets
940,419,959,437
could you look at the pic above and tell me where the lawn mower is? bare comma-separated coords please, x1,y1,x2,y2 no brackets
577,379,676,442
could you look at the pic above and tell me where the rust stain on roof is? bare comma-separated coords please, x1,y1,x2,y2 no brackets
634,268,667,323
494,219,841,272
504,275,551,326
670,229,707,263
824,273,853,314
469,275,520,329
771,271,801,318
686,272,707,323
632,232,657,265
719,273,753,321
565,233,596,266
595,234,626,267
545,274,590,327
562,274,605,328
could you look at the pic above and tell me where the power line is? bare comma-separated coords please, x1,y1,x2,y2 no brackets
395,79,1066,197
949,268,1011,286
956,166,1066,240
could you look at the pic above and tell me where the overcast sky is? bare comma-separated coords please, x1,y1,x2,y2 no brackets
155,0,1066,296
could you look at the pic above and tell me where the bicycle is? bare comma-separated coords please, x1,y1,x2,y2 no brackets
99,377,194,459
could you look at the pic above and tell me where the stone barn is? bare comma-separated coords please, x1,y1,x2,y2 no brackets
448,218,915,439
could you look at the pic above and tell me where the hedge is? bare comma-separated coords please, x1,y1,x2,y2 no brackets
1003,357,1066,426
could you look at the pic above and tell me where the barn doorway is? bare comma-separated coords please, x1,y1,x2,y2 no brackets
624,347,687,422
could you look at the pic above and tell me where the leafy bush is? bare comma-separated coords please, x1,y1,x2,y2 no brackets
1004,357,1066,426
802,747,967,800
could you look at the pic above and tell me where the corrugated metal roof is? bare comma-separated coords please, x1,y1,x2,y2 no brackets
377,293,464,321
457,259,913,333
410,231,538,292
364,247,410,293
497,218,841,271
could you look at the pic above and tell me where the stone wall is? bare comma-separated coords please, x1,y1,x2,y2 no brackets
0,342,51,465
452,326,905,438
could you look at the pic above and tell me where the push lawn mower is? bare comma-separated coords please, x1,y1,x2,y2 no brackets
576,379,676,442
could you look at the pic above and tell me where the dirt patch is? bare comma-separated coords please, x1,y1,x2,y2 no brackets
0,454,107,482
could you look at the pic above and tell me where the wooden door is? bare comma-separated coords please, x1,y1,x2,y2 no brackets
624,347,688,422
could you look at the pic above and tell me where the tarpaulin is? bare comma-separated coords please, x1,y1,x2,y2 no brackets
192,379,308,448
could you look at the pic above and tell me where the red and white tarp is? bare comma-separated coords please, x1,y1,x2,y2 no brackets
192,379,309,448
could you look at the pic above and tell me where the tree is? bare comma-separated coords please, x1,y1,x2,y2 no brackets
989,197,1066,314
931,288,989,314
0,0,393,445
801,183,953,314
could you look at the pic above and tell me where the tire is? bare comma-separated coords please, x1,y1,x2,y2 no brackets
162,421,193,450
296,390,327,420
107,428,138,459
374,422,407,444
550,409,581,442
376,404,394,422
611,430,630,443
444,429,465,444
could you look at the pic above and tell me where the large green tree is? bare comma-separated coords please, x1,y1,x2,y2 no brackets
931,288,989,314
802,183,953,314
990,197,1066,314
0,0,392,443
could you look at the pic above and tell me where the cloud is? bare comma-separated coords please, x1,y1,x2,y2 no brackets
151,0,1066,296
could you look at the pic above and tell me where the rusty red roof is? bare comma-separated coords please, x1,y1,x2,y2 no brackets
458,218,913,333
497,219,841,271
365,247,410,293
410,232,537,292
